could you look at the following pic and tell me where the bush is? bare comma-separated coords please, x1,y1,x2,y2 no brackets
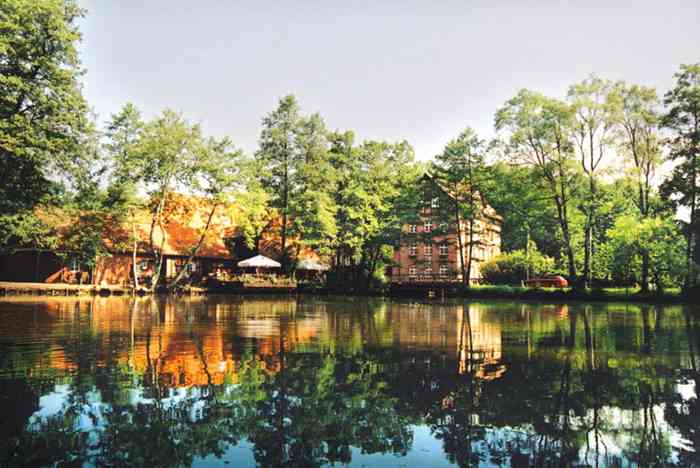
481,249,555,285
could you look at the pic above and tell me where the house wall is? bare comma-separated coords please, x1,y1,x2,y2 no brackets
93,255,142,286
0,251,70,283
391,210,502,283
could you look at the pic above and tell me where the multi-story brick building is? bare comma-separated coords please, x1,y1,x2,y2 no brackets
391,174,502,284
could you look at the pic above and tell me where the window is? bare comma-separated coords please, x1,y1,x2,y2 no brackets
424,244,432,256
409,267,417,277
439,244,449,256
409,224,417,233
440,265,449,277
139,260,150,271
431,197,439,208
409,244,417,256
424,267,432,277
187,261,198,273
424,221,433,232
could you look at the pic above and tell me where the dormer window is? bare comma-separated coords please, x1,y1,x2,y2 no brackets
409,224,417,233
424,221,433,232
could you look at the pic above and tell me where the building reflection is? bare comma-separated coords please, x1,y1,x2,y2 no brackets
0,297,511,388
1,297,699,467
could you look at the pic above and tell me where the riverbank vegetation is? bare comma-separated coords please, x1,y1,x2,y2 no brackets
1,0,699,298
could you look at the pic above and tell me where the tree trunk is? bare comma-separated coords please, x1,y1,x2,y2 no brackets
524,225,531,282
553,193,577,281
688,147,698,289
640,250,650,293
169,203,218,289
466,216,475,287
149,194,168,292
132,216,140,290
454,201,467,286
583,213,593,288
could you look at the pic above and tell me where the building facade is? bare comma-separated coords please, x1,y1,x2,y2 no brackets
391,174,502,283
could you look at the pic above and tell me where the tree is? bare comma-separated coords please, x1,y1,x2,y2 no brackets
168,136,243,288
607,214,686,293
568,76,620,288
661,63,700,290
495,90,579,282
615,83,663,292
432,128,487,286
105,103,145,287
326,132,419,290
256,95,303,269
485,162,559,275
229,158,275,255
0,0,88,250
131,110,206,290
288,113,337,261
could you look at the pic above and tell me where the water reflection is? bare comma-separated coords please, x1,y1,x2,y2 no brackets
0,296,698,467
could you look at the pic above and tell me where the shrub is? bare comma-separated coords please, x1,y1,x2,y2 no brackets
481,249,555,285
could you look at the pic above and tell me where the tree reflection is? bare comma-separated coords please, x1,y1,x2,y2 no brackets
0,297,698,467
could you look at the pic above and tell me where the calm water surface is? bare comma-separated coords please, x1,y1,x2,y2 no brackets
0,295,699,467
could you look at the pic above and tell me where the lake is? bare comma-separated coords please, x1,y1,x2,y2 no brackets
0,295,698,467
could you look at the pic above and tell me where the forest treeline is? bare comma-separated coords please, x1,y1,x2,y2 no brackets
1,0,699,294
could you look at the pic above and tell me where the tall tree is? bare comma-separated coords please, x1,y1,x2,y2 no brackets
495,90,579,282
105,103,145,288
289,113,336,261
256,95,303,269
615,83,662,292
169,137,243,288
327,132,418,289
132,110,205,291
432,128,487,286
568,76,620,287
661,63,700,290
229,157,275,255
0,0,88,249
485,162,558,279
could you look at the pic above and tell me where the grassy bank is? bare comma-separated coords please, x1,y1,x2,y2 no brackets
388,284,689,304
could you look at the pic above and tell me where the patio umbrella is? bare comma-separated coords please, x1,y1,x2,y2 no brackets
296,259,329,271
237,255,281,268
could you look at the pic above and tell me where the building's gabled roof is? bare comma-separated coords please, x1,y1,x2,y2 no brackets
421,172,503,223
37,193,325,262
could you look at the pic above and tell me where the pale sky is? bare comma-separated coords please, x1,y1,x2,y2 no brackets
78,0,700,160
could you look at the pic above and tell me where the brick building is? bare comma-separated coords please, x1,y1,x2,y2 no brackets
391,174,502,284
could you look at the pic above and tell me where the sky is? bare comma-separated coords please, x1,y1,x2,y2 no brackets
78,0,700,160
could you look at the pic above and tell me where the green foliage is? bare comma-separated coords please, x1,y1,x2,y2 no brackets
431,127,488,284
0,0,88,250
485,162,558,255
661,63,700,287
480,248,555,284
0,212,58,253
229,159,274,253
327,131,420,289
495,89,580,280
606,214,687,292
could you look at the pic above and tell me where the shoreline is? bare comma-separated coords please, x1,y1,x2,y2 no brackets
0,280,694,305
